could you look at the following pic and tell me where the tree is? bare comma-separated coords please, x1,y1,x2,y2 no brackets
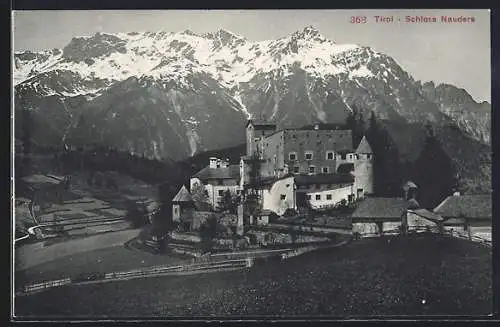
218,189,237,213
155,183,177,234
199,215,219,253
346,104,366,147
125,200,148,228
191,182,211,211
413,124,458,209
244,153,263,216
366,111,403,196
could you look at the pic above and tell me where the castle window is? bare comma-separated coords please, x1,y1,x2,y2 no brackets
280,194,286,200
341,153,346,160
236,190,240,195
322,167,329,173
326,194,332,200
218,190,224,196
367,154,372,159
348,154,352,160
293,166,300,173
204,190,209,196
307,194,312,200
289,152,297,161
326,151,334,160
305,151,313,160
308,166,316,174
315,194,321,200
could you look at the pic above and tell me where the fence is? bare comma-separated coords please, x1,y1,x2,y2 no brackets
23,278,72,294
446,229,492,247
20,259,251,295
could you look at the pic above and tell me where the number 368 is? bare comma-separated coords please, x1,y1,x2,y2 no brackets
350,16,367,23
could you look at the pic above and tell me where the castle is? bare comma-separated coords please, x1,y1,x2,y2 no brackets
188,120,374,216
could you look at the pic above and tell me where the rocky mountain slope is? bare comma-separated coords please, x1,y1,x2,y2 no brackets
14,26,491,192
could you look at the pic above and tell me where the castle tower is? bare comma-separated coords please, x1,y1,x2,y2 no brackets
353,136,374,198
246,120,256,157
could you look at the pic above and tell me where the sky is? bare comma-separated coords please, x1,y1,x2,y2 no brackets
12,9,491,102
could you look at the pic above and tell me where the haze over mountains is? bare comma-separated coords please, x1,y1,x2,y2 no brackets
13,26,491,192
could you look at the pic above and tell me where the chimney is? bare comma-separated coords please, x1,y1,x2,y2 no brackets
209,157,217,168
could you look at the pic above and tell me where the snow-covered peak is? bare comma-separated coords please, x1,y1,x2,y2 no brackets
13,27,376,93
291,25,328,42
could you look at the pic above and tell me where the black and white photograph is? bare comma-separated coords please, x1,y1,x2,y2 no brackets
11,9,492,319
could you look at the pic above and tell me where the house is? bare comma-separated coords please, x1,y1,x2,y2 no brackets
294,173,355,210
433,193,492,241
172,185,195,225
351,197,410,237
405,208,444,233
190,157,241,210
246,174,296,216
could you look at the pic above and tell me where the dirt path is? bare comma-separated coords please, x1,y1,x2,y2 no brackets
15,228,141,271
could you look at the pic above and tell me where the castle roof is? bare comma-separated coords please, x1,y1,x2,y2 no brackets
285,129,353,152
294,173,354,186
433,194,491,220
336,163,354,174
193,164,240,181
246,119,277,130
299,123,346,130
172,185,193,203
355,136,373,154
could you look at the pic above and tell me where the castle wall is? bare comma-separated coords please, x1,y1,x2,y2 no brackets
261,131,286,177
281,130,349,175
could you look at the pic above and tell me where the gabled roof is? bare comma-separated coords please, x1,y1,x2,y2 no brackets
433,194,491,220
172,185,193,203
355,136,373,154
193,164,240,181
337,163,354,174
408,208,444,223
352,197,409,219
298,123,346,130
246,174,294,189
294,173,354,186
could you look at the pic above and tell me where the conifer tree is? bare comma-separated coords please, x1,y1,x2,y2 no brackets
413,124,459,209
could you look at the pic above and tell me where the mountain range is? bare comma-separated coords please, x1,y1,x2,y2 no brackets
13,26,491,192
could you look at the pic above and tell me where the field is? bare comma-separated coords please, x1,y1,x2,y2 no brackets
15,245,191,288
15,229,141,272
15,234,492,318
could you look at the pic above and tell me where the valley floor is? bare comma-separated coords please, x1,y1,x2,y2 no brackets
14,234,492,318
